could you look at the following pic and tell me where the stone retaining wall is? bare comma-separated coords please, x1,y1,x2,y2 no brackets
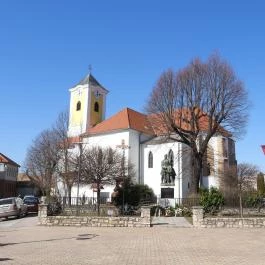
38,204,151,227
192,206,265,228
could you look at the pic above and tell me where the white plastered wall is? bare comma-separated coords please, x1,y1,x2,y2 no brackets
201,135,224,189
143,141,187,199
68,130,142,199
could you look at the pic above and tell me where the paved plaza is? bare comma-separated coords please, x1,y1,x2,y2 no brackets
1,216,265,265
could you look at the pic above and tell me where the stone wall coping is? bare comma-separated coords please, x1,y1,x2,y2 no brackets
205,217,265,220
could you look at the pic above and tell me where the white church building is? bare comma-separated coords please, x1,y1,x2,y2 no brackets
59,72,237,202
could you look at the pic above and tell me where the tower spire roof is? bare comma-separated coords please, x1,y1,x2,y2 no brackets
74,72,108,92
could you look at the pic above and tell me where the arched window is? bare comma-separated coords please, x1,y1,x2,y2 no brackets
148,151,153,168
76,101,81,111
168,149,174,166
94,102,99,112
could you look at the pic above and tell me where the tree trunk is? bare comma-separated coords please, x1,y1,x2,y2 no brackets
190,151,203,195
97,184,100,216
239,194,243,218
45,188,51,202
67,185,72,206
239,186,243,218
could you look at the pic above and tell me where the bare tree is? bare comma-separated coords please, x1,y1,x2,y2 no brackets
220,166,238,198
257,172,265,195
53,111,78,204
237,163,258,217
24,129,60,198
146,54,249,194
80,146,123,215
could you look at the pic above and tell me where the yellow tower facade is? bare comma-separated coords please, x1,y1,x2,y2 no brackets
68,73,108,137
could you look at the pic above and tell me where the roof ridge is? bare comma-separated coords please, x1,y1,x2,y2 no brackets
125,107,146,129
126,108,131,129
0,153,20,167
86,107,154,136
73,73,108,92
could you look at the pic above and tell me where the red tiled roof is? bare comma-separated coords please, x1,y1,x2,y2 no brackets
80,107,230,138
0,153,20,167
148,108,231,137
86,108,155,136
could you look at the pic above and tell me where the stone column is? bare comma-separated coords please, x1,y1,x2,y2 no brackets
192,206,204,228
38,204,48,225
141,206,151,227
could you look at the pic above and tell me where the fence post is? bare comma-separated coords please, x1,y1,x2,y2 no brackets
192,206,204,228
38,204,48,225
141,206,151,227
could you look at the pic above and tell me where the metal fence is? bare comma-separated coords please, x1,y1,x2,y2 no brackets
49,196,154,216
156,197,200,208
155,195,265,217
44,196,111,216
47,194,265,217
61,196,110,208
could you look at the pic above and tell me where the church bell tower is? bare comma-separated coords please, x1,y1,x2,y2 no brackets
68,71,108,137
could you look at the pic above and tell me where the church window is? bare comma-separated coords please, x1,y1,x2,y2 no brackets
76,101,81,111
168,149,174,166
148,151,153,168
94,102,99,112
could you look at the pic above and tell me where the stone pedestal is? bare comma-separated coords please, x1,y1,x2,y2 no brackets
38,204,48,225
140,206,151,227
38,204,48,217
192,206,204,227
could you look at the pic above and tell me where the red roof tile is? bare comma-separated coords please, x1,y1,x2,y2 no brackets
79,107,230,138
86,108,155,136
0,153,20,167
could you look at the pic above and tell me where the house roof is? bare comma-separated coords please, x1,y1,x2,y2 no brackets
86,108,155,136
74,73,108,93
0,153,20,167
17,173,30,182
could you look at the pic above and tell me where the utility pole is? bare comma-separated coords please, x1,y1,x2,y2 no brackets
116,139,130,215
74,141,85,210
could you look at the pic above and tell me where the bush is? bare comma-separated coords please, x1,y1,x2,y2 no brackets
199,187,224,214
47,196,62,216
175,206,192,217
245,194,263,208
113,181,155,208
165,206,175,216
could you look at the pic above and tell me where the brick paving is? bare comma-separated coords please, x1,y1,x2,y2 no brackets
1,217,265,264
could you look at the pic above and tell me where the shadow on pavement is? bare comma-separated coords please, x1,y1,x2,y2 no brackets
0,234,98,247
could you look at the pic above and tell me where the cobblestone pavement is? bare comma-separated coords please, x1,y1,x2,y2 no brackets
1,218,265,265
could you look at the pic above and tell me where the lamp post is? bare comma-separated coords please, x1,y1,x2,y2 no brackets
116,139,130,215
73,141,85,207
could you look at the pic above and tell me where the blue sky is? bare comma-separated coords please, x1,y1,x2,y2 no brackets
0,0,265,172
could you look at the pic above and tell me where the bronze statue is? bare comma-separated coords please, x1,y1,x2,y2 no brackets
161,154,176,184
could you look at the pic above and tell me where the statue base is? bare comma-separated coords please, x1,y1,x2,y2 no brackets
161,183,175,186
